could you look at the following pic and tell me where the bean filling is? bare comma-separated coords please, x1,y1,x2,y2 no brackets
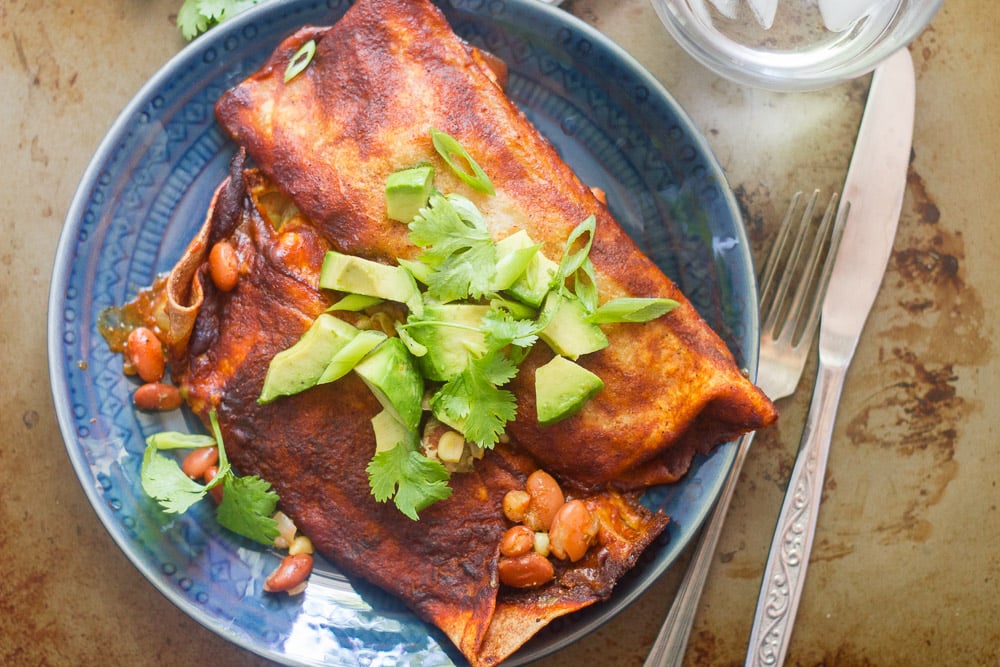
498,470,600,589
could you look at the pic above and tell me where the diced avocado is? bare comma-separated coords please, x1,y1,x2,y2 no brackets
504,242,558,307
327,293,384,312
535,355,604,426
319,251,423,317
492,230,542,291
353,337,424,431
385,165,435,223
397,258,433,286
538,292,608,360
317,329,387,384
371,409,417,453
259,314,359,404
407,303,490,381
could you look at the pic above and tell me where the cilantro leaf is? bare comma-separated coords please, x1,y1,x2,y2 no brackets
409,194,497,301
216,475,280,545
482,308,539,350
177,0,211,40
140,411,278,542
141,445,208,514
177,0,261,41
431,352,518,448
367,443,452,521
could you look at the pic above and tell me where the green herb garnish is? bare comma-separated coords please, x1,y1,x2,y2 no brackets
430,128,495,195
409,193,497,302
177,0,261,41
140,411,279,544
284,39,317,83
587,297,680,323
367,439,453,521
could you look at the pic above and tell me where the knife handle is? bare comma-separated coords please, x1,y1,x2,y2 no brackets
745,361,848,667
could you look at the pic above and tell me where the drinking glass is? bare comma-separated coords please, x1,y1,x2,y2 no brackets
650,0,943,90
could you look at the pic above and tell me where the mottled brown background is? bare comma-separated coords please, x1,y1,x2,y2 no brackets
2,0,997,665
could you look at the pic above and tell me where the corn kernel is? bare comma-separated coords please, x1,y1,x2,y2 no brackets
437,430,465,463
533,531,550,557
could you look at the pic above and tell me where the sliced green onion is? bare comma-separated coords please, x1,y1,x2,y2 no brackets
553,215,596,287
430,128,495,195
572,257,600,314
284,39,316,83
586,297,680,324
145,432,217,450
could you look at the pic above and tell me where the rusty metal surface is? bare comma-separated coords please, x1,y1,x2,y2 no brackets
2,0,996,665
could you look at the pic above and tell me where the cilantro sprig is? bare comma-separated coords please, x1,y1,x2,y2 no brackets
430,351,519,448
141,411,279,545
409,193,497,302
367,433,452,521
177,0,262,40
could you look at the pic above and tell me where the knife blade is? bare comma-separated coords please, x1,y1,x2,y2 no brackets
745,47,915,667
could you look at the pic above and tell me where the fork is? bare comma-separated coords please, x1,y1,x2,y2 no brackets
644,190,846,667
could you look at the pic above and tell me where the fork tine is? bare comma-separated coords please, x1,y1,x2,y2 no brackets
757,191,801,318
757,190,801,308
760,190,820,333
788,194,848,347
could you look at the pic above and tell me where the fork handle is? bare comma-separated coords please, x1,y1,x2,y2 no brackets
644,431,756,667
745,362,847,667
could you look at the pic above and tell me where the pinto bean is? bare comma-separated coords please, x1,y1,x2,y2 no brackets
522,470,565,532
498,552,554,589
203,466,224,504
548,499,600,562
502,489,530,523
181,446,219,480
499,525,534,558
264,553,314,593
209,240,239,292
126,327,165,383
132,382,181,411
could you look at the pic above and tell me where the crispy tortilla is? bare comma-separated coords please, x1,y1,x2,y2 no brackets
166,163,670,665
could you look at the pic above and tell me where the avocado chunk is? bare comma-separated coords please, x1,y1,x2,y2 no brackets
385,165,435,223
406,303,490,381
317,329,387,384
259,314,360,404
492,230,542,291
535,355,604,426
319,251,423,317
538,292,609,360
353,337,424,431
371,408,417,453
503,238,558,307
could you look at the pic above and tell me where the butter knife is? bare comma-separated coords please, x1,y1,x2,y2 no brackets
745,48,915,667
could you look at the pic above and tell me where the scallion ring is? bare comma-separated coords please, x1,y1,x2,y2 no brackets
284,39,317,83
429,128,495,195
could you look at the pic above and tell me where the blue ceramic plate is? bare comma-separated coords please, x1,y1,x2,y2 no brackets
48,1,757,664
